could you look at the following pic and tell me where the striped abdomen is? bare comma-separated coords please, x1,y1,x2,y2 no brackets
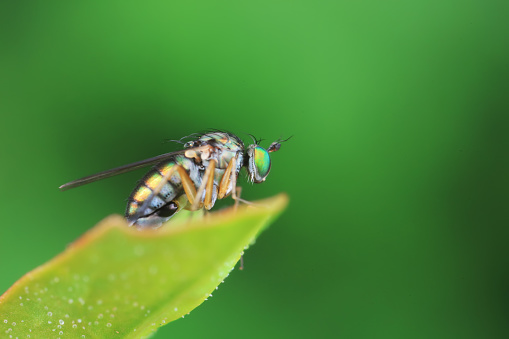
125,155,201,226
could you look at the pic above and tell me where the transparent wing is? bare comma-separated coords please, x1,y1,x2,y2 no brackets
59,146,207,191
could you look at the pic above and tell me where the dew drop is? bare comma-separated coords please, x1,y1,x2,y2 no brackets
59,331,63,335
106,323,112,327
11,322,16,326
98,314,103,319
174,307,178,312
72,324,77,329
59,320,64,325
77,319,82,323
68,299,74,304
47,312,52,317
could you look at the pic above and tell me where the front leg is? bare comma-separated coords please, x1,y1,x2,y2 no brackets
217,156,253,207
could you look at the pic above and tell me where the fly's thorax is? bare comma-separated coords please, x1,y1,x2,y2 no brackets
211,149,243,170
194,132,245,152
186,131,245,174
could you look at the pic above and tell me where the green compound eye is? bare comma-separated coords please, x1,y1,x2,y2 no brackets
253,146,271,181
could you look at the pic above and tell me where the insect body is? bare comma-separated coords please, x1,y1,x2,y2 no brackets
60,131,286,227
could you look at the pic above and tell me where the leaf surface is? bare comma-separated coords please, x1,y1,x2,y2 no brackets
0,194,288,338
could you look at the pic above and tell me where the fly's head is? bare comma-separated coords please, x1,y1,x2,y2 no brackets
245,136,291,183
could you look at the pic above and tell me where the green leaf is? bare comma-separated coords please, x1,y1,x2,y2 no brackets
0,194,288,338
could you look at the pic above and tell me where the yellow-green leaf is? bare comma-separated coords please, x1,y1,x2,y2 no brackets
0,194,288,338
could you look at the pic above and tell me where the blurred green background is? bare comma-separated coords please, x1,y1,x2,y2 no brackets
1,0,508,338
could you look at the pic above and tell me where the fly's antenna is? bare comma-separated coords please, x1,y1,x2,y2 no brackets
278,135,294,143
268,135,293,152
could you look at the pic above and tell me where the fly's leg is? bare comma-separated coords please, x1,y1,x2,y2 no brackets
191,159,216,211
230,156,238,201
204,160,217,210
236,184,245,271
234,186,242,209
232,185,255,207
132,164,197,222
229,157,253,205
218,156,253,207
175,166,198,205
230,163,254,206
218,156,235,199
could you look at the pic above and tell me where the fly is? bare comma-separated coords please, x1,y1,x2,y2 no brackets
60,131,289,227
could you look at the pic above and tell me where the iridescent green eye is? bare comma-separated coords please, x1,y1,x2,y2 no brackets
254,147,271,178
